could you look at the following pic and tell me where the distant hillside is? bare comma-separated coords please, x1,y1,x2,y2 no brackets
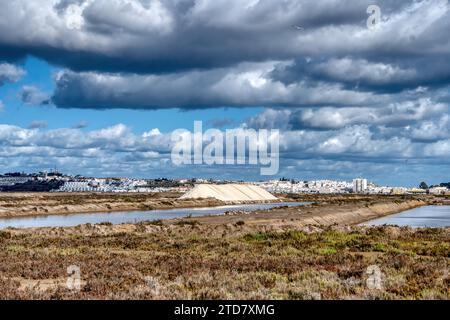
0,180,64,192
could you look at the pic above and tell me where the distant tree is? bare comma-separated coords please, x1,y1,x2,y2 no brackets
419,181,429,190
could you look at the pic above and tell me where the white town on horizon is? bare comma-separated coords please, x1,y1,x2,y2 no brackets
0,171,449,196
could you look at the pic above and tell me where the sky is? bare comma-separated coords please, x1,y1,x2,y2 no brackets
1,0,450,187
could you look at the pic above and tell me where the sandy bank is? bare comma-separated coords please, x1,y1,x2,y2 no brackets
182,197,429,231
0,192,226,218
0,192,289,219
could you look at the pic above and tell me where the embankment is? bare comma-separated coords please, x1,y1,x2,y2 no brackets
189,197,429,229
0,192,224,218
297,198,427,226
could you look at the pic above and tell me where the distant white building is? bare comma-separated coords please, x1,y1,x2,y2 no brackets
256,179,352,194
353,178,368,193
429,187,449,195
58,181,94,192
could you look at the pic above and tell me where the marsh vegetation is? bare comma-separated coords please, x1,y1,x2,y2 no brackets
0,223,448,300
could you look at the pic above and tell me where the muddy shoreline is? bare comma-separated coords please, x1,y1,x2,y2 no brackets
0,192,272,219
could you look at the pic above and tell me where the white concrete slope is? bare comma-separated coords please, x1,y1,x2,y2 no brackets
180,184,278,202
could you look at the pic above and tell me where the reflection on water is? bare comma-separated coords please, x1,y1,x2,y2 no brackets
0,202,308,229
365,205,450,228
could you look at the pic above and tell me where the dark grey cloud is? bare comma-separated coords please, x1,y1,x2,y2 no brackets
1,0,449,75
16,0,441,110
271,56,450,93
52,66,380,109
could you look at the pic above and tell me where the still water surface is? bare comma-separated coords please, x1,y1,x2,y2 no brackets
365,205,450,228
0,202,308,229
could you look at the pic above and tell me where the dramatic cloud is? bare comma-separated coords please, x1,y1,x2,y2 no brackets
242,96,450,183
1,0,448,71
245,99,449,130
0,0,448,110
1,121,449,184
0,123,173,153
270,57,430,93
52,64,381,109
0,123,174,176
294,99,448,129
